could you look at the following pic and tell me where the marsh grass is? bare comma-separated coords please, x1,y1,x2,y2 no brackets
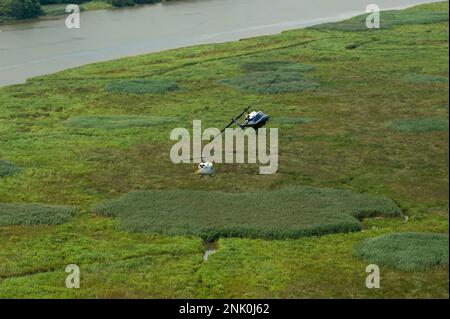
357,232,449,271
401,73,449,84
0,160,21,177
106,79,179,94
220,61,319,93
0,204,77,226
63,115,176,129
94,187,401,241
310,10,449,32
271,117,314,125
241,62,316,73
386,117,449,133
221,72,319,93
0,2,448,298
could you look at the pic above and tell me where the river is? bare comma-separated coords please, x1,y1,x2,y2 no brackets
0,0,439,87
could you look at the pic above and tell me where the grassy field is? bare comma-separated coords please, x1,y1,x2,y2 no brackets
64,115,176,129
0,2,448,298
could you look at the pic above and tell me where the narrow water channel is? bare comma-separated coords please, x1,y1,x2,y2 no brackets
203,241,218,262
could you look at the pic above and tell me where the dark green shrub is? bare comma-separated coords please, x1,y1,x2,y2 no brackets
345,43,360,50
105,0,160,6
0,0,41,19
357,232,449,271
106,79,179,94
133,0,160,4
107,0,135,7
40,0,87,4
94,187,401,241
0,203,77,226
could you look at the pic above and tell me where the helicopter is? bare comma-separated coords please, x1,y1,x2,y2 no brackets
218,106,270,135
195,108,269,177
195,108,269,178
194,75,280,177
209,76,279,143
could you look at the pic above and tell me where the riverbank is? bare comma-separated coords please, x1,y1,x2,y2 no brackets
0,0,164,24
41,1,113,17
0,1,106,24
1,0,443,87
0,2,448,298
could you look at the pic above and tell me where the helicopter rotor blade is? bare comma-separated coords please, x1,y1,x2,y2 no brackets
213,105,250,140
233,74,280,120
234,105,251,121
209,120,234,142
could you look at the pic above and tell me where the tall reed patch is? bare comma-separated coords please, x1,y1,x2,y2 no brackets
94,187,401,241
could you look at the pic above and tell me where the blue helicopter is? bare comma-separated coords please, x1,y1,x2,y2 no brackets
215,75,279,136
210,106,270,143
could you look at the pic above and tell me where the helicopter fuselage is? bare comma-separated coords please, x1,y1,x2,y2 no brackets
233,111,269,130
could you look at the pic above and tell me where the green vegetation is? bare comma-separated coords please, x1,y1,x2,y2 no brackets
220,61,319,93
94,187,401,241
40,4,71,16
81,0,111,10
0,203,77,226
1,1,112,21
241,61,316,73
311,8,448,32
64,115,176,129
358,232,449,271
106,0,160,8
345,43,361,50
106,79,180,94
220,72,319,93
271,117,314,125
401,73,449,84
386,117,449,133
0,219,203,297
0,0,41,20
40,1,112,16
0,3,448,298
0,0,185,22
40,0,88,4
0,159,22,177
